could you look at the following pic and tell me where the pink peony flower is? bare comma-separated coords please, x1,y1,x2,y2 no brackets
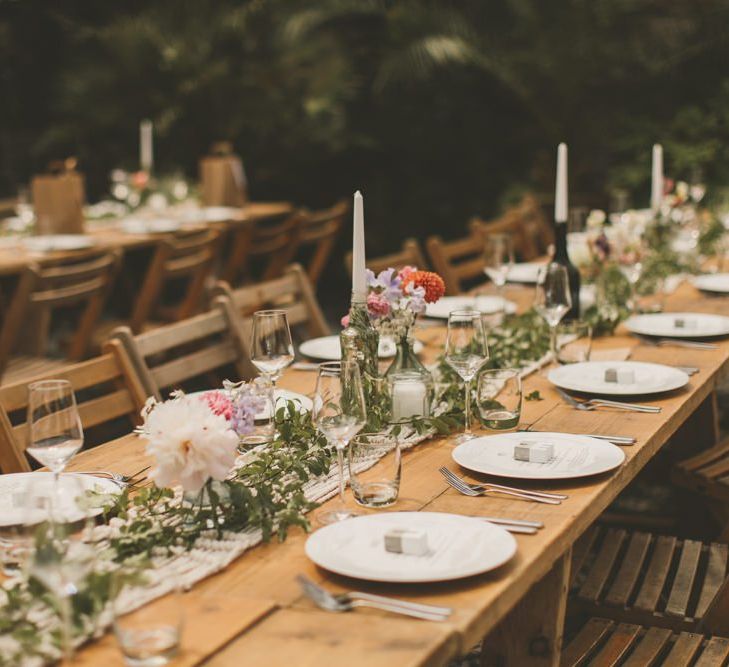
202,390,233,420
367,292,391,318
340,313,350,328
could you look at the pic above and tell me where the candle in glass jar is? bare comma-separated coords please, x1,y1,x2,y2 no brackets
392,378,427,421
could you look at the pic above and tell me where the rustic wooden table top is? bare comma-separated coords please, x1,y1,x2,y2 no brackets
0,201,292,276
68,280,729,666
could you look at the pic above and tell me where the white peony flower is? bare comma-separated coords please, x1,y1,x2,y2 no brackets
586,209,606,229
139,395,239,493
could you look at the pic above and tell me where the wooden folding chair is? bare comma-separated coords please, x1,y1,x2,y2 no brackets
0,339,146,473
129,228,220,332
213,263,329,344
469,211,541,262
0,250,121,382
220,211,303,286
295,200,346,287
426,229,486,295
561,617,729,666
109,298,256,401
569,525,729,635
345,238,427,278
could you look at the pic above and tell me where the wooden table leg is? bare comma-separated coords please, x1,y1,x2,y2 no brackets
480,550,571,667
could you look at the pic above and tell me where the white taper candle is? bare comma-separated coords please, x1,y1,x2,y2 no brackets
352,190,367,300
555,143,568,223
651,143,663,211
140,119,154,173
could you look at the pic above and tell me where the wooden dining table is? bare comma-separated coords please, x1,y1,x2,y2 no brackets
64,279,729,667
0,202,292,277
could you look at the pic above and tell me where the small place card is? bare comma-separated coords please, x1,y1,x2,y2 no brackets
604,368,635,384
674,318,697,329
384,528,429,556
513,441,554,464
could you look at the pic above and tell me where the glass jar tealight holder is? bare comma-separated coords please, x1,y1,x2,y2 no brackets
387,370,433,424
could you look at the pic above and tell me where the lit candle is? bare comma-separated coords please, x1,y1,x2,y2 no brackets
352,190,367,300
555,143,568,223
651,143,663,211
140,119,154,173
392,378,427,421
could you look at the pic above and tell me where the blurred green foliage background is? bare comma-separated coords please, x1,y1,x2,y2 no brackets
2,0,729,253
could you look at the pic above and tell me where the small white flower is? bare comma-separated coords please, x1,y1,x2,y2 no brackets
586,209,606,229
139,395,239,493
676,181,689,199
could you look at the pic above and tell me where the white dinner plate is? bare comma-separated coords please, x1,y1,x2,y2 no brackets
189,388,312,418
305,512,516,583
0,472,120,526
452,432,625,481
23,235,94,252
549,361,689,396
626,312,729,339
424,296,518,319
506,262,543,283
203,207,240,222
298,335,423,360
119,218,181,234
694,274,729,294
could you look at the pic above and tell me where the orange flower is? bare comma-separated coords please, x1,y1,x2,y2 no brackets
403,270,445,303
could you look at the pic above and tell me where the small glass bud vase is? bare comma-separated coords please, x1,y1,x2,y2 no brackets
386,331,428,377
388,370,433,424
238,376,275,449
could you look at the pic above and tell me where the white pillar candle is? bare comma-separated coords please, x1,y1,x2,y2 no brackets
555,143,568,223
140,119,154,173
392,380,427,421
352,190,367,300
651,143,663,211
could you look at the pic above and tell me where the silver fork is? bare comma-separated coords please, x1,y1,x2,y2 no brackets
556,388,595,411
556,388,659,413
74,466,150,486
439,467,563,504
640,337,718,350
297,576,451,621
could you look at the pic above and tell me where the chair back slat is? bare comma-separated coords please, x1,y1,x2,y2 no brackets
0,250,121,376
111,300,255,400
426,231,485,295
0,342,147,473
129,228,219,332
345,238,426,278
213,264,329,342
295,200,347,286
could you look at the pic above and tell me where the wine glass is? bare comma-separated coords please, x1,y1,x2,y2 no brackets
312,361,367,525
23,475,95,661
614,239,645,313
445,310,489,443
534,263,572,360
483,233,514,305
26,380,83,480
250,310,294,386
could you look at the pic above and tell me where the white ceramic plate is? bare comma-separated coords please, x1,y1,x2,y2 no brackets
452,432,625,481
506,263,543,283
23,235,94,252
694,274,729,294
298,335,423,360
305,512,516,583
0,472,120,526
549,361,689,396
119,218,180,234
424,296,517,319
189,388,312,418
626,312,729,339
203,207,240,222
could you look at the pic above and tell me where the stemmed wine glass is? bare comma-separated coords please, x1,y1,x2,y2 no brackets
312,361,367,525
483,233,515,305
250,310,295,386
445,310,489,443
534,264,572,360
26,380,83,480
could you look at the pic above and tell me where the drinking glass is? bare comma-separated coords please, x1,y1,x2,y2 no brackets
24,475,95,661
27,380,83,478
534,263,572,360
348,432,401,508
312,361,367,524
477,369,522,430
238,376,276,449
114,575,184,667
250,310,294,386
483,233,514,303
445,310,489,443
556,321,592,364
